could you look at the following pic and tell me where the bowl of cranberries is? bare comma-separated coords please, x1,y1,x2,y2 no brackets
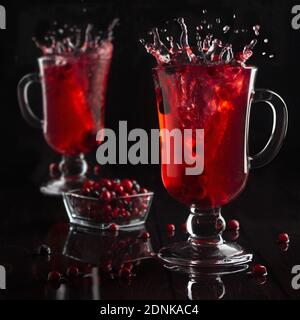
63,178,154,229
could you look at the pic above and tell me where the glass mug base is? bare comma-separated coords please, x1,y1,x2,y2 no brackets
158,240,252,274
41,154,88,196
158,207,252,274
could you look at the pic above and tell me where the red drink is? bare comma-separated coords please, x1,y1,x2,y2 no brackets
41,45,112,155
154,64,256,209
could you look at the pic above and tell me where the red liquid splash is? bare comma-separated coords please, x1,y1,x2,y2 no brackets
154,64,255,208
42,46,112,155
35,22,117,155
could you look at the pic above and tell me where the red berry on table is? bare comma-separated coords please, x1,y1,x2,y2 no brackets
66,266,79,278
118,267,132,279
278,232,289,243
109,223,119,232
93,165,101,176
251,264,267,276
100,190,111,202
49,163,60,179
167,224,175,232
47,271,61,282
121,179,134,192
140,231,150,240
227,219,240,231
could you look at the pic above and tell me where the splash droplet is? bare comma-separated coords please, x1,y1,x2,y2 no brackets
264,38,269,43
202,9,207,14
216,18,221,24
262,52,266,55
223,25,230,33
253,25,260,36
269,54,274,58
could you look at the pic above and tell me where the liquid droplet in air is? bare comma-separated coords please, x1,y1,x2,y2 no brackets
253,25,260,36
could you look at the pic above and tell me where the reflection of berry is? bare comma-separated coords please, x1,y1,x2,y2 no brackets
278,233,289,244
118,267,131,279
66,266,79,278
109,223,118,232
180,223,187,233
48,271,61,282
122,262,133,271
251,264,267,276
49,163,60,179
227,219,240,231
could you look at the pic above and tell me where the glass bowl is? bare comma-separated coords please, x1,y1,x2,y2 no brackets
63,189,154,229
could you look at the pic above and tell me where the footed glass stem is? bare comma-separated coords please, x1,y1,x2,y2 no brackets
40,154,88,196
158,206,252,274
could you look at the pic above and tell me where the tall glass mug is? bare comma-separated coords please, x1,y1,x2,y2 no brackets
153,64,288,271
18,50,112,195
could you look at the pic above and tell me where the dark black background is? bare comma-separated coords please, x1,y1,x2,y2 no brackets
0,0,300,300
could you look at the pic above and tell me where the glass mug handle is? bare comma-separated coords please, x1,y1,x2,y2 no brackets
17,73,43,128
249,89,288,168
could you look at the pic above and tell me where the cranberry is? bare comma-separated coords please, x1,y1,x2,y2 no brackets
49,163,60,179
121,210,130,219
81,180,95,194
66,266,79,278
278,232,289,243
115,184,125,195
109,223,119,232
100,190,111,202
99,179,113,190
140,231,150,240
251,264,267,276
225,230,240,242
227,219,240,231
114,178,121,184
118,267,132,279
140,188,148,194
167,224,175,232
110,191,117,199
102,204,112,215
112,208,120,218
47,271,61,282
121,179,134,192
36,244,51,256
93,165,101,176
